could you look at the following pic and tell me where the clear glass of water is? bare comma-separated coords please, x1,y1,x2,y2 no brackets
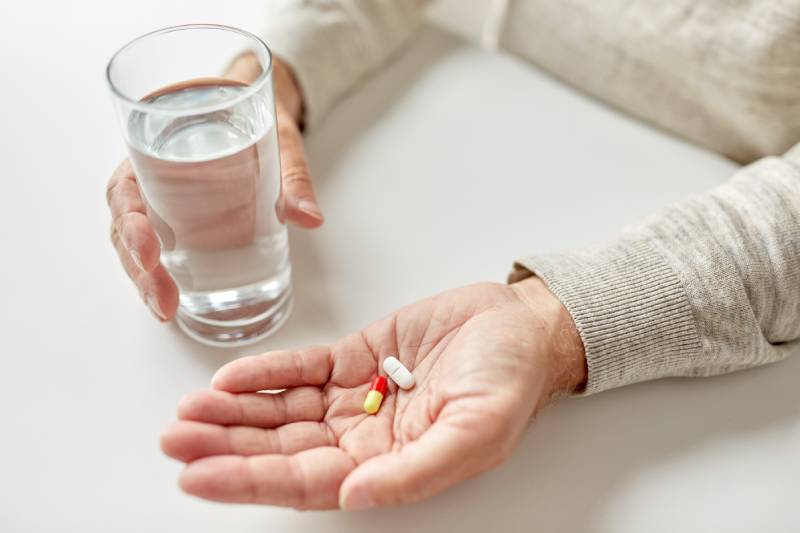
106,25,292,347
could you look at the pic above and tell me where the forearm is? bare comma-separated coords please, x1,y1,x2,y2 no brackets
512,143,800,394
260,0,429,129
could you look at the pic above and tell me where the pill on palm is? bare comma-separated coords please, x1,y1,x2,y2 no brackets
363,376,388,415
383,356,415,389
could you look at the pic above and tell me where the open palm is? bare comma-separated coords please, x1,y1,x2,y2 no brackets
161,279,584,509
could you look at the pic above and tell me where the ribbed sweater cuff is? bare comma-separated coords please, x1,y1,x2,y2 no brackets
513,239,703,395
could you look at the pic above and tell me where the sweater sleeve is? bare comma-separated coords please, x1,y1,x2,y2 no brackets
511,143,800,395
260,0,429,130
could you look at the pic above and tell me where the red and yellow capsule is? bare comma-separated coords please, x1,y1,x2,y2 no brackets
363,376,388,414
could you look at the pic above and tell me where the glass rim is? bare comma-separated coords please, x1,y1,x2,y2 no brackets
105,23,273,116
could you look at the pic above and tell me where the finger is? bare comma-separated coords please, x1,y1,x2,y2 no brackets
107,160,164,275
111,228,178,321
106,159,140,212
161,420,335,462
113,212,161,272
339,406,518,510
137,264,179,321
277,113,324,228
211,347,333,392
223,51,262,83
180,447,355,509
107,162,160,272
177,388,325,427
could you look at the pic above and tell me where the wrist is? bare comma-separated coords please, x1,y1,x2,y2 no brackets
510,276,587,397
225,52,304,127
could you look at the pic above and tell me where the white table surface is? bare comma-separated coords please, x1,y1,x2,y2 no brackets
2,2,799,532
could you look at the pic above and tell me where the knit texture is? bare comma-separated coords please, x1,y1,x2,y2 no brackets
515,152,800,394
499,0,800,164
513,241,703,394
260,0,426,130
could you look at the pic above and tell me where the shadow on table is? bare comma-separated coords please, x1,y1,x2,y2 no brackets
278,354,800,533
163,226,337,370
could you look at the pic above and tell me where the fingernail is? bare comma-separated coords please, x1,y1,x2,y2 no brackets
146,294,167,321
130,249,144,271
297,199,323,220
341,487,374,511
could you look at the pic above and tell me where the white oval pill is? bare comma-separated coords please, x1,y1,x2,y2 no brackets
382,356,415,390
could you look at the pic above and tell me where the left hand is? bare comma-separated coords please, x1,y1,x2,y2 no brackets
106,53,319,321
161,277,586,509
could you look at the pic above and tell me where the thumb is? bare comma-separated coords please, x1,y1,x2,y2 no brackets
339,414,515,510
277,111,324,228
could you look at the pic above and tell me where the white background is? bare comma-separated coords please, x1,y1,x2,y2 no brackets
1,1,798,531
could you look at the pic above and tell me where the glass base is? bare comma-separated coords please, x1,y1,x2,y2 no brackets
176,281,293,347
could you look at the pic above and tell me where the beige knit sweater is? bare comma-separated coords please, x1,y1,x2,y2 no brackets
261,0,800,394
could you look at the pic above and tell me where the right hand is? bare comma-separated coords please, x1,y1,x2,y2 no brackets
160,278,587,509
106,57,321,322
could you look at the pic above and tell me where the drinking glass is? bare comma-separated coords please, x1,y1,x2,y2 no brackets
106,25,292,346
